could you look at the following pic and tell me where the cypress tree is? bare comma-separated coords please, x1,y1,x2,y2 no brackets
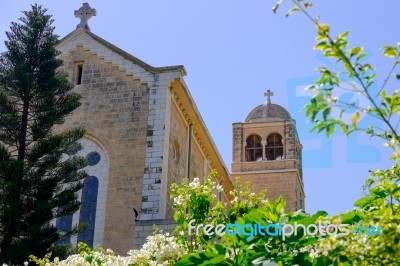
0,4,87,264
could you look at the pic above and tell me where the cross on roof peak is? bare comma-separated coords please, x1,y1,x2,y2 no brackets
74,3,96,31
264,89,274,104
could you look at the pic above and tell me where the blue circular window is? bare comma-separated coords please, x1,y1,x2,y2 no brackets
86,151,101,166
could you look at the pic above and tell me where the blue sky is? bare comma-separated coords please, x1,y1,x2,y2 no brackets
1,1,397,215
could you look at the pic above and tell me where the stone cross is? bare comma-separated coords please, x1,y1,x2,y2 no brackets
74,3,97,31
264,89,274,104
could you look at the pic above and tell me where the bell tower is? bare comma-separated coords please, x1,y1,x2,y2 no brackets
231,91,305,211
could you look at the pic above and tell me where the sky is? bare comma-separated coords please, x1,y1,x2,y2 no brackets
0,0,397,215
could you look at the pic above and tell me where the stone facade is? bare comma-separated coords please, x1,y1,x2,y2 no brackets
133,219,177,249
56,28,233,254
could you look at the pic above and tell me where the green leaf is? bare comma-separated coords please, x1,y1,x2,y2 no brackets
176,252,230,266
326,123,335,137
383,46,397,58
351,111,360,130
317,24,330,37
337,31,350,40
350,46,362,57
285,6,299,17
322,107,331,120
365,73,376,87
341,124,349,135
354,196,375,208
369,187,387,198
312,210,329,219
356,52,367,61
275,196,285,213
340,211,364,224
214,244,226,255
314,41,329,51
362,64,372,71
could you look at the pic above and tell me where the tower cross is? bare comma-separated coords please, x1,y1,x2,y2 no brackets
74,3,97,31
264,89,274,104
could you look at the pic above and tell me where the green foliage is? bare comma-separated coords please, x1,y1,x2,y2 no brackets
172,172,324,265
274,0,400,154
170,170,226,251
310,165,400,265
272,0,400,265
0,4,86,264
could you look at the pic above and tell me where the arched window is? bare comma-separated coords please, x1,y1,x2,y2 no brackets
77,176,99,247
245,135,262,161
265,133,284,160
57,138,109,248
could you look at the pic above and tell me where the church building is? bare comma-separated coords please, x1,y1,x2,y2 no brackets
55,3,304,254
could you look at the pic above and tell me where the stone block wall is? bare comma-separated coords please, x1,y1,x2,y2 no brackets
58,46,149,254
232,123,244,162
133,219,177,250
166,101,189,218
238,172,298,211
284,120,296,160
190,135,206,180
140,80,168,220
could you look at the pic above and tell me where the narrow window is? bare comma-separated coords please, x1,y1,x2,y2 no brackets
265,133,284,160
245,135,262,162
76,64,83,85
77,176,99,247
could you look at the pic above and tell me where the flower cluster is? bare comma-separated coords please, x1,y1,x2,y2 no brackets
26,231,185,266
128,231,186,266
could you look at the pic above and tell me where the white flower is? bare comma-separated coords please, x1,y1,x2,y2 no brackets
189,177,200,188
174,194,184,205
216,184,223,191
261,199,268,204
230,196,239,204
106,248,114,254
